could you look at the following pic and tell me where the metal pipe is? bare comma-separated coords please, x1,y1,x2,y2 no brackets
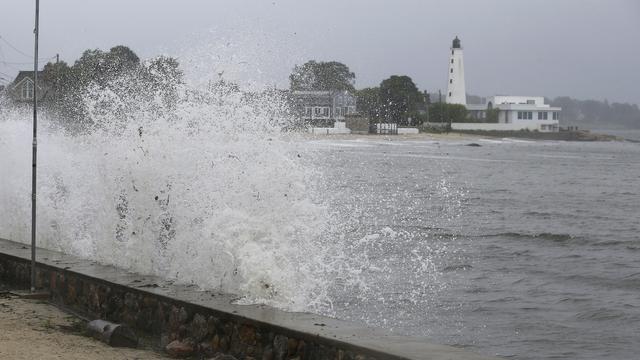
86,320,138,348
31,0,40,293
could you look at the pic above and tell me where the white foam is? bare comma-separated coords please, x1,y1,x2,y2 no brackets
0,71,344,313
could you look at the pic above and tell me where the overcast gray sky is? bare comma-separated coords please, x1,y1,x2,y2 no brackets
1,0,639,104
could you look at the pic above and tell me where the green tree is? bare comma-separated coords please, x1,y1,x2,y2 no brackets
41,60,72,105
379,75,424,125
485,108,499,123
428,103,469,123
73,46,141,87
356,87,381,120
289,60,355,91
146,55,184,110
40,46,184,132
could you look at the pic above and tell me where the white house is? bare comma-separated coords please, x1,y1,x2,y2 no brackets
289,90,357,127
465,96,561,132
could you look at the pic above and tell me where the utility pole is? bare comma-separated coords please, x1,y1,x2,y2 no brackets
424,90,430,124
438,89,442,123
31,0,40,293
56,53,59,64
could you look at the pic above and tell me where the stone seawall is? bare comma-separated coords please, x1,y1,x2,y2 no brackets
0,238,498,360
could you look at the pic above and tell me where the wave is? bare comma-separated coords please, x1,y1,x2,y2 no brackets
0,68,347,313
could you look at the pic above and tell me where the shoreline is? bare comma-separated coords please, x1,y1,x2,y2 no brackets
302,130,625,142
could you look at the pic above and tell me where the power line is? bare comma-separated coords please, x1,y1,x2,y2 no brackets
0,35,32,58
2,61,38,65
0,57,55,65
0,34,34,59
0,61,21,71
0,36,55,67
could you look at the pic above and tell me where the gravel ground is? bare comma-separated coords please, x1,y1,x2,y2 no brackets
0,291,167,360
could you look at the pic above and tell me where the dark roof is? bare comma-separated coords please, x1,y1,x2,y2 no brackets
12,71,44,85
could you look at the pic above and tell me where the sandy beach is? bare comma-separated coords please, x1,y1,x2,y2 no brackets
0,292,166,360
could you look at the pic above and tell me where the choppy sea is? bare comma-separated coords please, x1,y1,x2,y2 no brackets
311,134,640,360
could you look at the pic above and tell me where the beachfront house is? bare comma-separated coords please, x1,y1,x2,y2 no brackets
289,90,357,127
6,71,47,104
463,96,561,132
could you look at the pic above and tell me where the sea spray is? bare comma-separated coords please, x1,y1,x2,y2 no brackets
0,38,459,329
0,67,347,312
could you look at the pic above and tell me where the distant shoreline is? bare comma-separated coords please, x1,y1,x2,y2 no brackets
303,130,625,142
446,129,623,141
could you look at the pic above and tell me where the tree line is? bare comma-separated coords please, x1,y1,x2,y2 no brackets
549,97,640,129
289,60,472,126
39,46,183,132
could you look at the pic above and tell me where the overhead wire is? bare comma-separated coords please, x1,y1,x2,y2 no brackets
0,35,58,86
0,35,55,61
0,34,34,59
0,57,56,65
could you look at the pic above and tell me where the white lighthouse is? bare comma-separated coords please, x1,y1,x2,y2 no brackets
446,36,466,105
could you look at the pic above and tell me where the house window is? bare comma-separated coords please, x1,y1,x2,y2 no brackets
304,107,312,117
527,99,535,104
451,59,454,64
538,112,548,120
22,81,34,100
314,107,330,118
450,68,453,73
518,111,533,120
449,92,452,97
449,79,453,84
335,107,342,117
552,112,559,120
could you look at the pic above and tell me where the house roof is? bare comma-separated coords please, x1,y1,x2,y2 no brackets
12,71,44,86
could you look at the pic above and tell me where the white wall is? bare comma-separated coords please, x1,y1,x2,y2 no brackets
452,120,559,132
397,128,419,134
489,96,545,105
308,127,351,135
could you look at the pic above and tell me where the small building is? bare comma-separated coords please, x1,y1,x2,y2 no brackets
289,90,357,127
465,96,561,132
6,71,47,104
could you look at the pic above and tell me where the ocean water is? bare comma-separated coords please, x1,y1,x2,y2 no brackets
311,136,640,360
